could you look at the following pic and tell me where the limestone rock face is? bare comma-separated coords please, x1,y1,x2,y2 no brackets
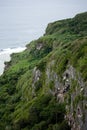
62,66,87,130
32,67,41,96
46,64,87,130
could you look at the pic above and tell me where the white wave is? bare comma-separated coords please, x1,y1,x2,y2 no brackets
0,46,26,75
0,47,26,55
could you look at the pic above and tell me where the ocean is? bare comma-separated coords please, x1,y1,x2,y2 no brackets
0,23,44,49
0,23,45,75
0,19,45,75
0,1,46,75
0,21,46,75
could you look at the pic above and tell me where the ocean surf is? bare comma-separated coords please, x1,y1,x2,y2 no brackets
0,47,26,75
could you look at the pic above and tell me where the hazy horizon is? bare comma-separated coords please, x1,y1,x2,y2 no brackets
0,0,87,49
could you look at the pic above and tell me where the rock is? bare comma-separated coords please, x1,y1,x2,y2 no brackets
63,76,66,80
80,87,84,92
33,67,41,83
57,93,64,102
36,43,43,50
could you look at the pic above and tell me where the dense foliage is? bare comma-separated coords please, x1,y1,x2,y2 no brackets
0,12,87,130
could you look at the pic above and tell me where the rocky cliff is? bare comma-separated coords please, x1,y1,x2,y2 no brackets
0,12,87,130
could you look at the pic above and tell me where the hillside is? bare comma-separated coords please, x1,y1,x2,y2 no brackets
0,12,87,130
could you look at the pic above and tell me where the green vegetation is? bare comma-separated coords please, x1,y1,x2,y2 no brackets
0,12,87,129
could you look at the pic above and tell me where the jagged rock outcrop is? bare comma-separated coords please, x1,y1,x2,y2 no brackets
44,63,87,130
63,66,87,130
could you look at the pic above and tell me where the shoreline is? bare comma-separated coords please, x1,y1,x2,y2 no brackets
0,47,26,75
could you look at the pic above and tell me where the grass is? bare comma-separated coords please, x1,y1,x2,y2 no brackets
0,12,87,129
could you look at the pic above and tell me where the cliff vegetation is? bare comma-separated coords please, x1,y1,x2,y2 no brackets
0,12,87,130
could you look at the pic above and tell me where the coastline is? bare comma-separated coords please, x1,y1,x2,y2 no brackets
0,47,26,75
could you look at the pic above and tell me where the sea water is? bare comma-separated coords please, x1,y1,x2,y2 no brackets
0,21,45,75
0,22,45,75
0,5,45,75
0,22,44,75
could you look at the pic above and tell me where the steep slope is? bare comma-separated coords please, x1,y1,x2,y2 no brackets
0,12,87,130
